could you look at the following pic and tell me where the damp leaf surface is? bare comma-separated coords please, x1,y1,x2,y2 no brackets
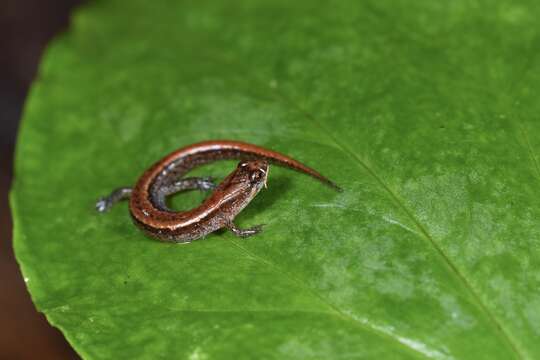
12,0,540,359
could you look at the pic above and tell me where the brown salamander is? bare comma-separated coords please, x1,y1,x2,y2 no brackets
96,140,340,242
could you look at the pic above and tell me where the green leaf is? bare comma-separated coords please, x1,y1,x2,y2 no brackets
12,0,540,358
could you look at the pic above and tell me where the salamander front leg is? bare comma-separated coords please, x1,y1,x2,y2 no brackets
154,177,217,210
96,187,132,212
225,221,265,238
161,177,217,195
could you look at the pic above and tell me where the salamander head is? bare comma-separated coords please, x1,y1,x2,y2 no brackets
215,159,269,211
236,159,269,191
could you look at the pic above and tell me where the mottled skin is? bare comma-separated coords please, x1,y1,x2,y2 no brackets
96,140,341,243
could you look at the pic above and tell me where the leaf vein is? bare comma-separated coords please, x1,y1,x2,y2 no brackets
518,122,540,183
228,239,434,360
271,92,525,360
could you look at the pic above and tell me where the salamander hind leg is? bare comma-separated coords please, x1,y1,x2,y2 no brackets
96,187,132,212
225,221,265,238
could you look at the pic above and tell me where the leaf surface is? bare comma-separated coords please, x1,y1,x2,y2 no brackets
12,0,540,359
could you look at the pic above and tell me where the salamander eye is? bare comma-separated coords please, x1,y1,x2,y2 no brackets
238,162,249,168
250,169,265,184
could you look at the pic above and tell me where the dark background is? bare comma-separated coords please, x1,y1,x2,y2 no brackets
1,0,83,358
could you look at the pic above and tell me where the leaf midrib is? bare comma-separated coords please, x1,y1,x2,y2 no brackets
270,92,525,359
